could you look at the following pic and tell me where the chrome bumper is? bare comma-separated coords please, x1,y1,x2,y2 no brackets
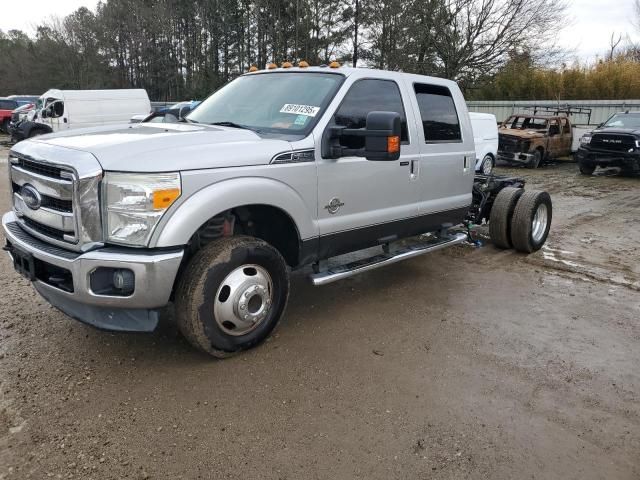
3,211,184,331
497,151,534,163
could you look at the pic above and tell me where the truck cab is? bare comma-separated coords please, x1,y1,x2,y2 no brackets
2,65,552,357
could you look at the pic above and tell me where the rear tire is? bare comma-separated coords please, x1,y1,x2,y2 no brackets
1,119,9,134
480,154,494,175
175,236,290,358
510,190,552,253
489,187,524,249
579,161,596,175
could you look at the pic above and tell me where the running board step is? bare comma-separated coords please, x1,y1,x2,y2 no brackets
309,232,468,286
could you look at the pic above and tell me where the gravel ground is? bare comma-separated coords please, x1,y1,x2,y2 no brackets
0,135,639,479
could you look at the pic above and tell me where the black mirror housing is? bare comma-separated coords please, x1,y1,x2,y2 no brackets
321,110,402,160
364,111,401,161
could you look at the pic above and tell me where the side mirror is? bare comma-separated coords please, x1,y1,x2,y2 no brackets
41,109,49,118
322,110,402,160
364,111,401,161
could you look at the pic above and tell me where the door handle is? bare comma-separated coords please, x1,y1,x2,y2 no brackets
410,159,418,180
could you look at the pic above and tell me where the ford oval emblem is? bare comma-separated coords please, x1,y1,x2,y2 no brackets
21,185,42,210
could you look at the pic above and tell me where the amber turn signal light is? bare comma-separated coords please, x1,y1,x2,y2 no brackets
387,136,400,154
153,188,181,209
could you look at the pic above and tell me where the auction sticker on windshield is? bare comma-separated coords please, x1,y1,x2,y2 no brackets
280,104,321,117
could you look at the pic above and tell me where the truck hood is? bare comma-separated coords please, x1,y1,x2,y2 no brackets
591,127,640,136
23,123,292,172
498,129,545,140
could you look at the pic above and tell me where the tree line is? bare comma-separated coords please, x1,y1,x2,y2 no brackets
4,0,634,102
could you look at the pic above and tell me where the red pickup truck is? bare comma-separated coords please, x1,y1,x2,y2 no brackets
0,98,19,134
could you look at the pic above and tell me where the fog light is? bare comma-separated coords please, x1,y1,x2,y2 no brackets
90,267,135,296
113,269,135,294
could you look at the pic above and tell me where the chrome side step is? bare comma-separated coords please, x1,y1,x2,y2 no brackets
309,232,468,286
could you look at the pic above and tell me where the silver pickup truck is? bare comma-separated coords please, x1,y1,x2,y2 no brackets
3,65,552,357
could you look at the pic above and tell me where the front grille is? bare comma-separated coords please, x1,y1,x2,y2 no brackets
12,182,73,212
9,152,102,251
15,158,66,179
590,134,636,152
498,136,522,153
22,217,66,241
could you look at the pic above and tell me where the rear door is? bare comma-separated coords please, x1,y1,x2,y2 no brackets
315,77,421,257
407,81,474,219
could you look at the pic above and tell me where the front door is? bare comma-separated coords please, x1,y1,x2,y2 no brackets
315,78,421,258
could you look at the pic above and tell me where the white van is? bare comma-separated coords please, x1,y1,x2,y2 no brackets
469,112,498,174
16,89,151,140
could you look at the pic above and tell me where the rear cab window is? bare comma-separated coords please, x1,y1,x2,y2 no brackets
413,84,461,143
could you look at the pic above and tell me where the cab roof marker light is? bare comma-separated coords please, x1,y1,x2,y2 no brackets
329,61,341,68
248,65,259,72
298,60,310,68
266,63,277,70
281,61,293,68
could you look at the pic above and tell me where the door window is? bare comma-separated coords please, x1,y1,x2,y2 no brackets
334,79,409,149
414,84,461,143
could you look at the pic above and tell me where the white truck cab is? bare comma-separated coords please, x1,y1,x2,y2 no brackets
3,65,552,357
16,89,151,140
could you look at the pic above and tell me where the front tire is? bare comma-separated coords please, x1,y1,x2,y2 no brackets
579,161,596,175
510,191,552,253
526,149,542,169
175,236,290,358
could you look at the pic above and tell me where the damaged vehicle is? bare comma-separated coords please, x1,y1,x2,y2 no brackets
498,114,573,168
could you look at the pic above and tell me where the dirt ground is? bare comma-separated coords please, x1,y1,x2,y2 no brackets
0,135,638,479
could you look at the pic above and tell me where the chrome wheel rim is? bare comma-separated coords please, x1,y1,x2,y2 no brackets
482,155,493,174
213,264,273,336
531,204,548,243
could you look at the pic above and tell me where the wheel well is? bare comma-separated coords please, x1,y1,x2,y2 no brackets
188,205,301,267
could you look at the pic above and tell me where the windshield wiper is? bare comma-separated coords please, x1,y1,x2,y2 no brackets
210,121,255,131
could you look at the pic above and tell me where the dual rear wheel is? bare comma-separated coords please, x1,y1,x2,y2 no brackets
489,187,552,253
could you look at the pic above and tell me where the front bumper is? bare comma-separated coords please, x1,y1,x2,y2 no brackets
2,211,184,331
575,147,640,168
497,151,534,164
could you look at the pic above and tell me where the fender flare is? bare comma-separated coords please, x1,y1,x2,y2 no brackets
20,121,53,139
151,176,317,248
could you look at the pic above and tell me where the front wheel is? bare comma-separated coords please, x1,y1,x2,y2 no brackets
1,119,9,134
175,236,290,358
526,150,542,169
579,161,596,175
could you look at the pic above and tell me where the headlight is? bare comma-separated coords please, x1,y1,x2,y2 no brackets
580,135,592,144
103,172,181,246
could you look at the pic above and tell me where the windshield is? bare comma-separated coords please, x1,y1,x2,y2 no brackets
602,113,640,129
503,116,549,130
187,72,344,135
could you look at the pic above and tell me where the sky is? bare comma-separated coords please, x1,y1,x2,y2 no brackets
0,0,637,63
